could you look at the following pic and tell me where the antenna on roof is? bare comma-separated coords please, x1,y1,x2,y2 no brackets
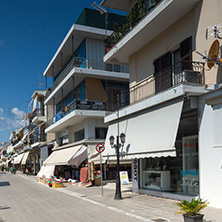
91,1,108,37
35,72,42,90
206,23,222,40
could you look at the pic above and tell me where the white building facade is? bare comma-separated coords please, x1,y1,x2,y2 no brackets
43,8,129,177
101,0,222,208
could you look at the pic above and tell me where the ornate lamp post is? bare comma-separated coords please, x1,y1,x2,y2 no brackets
109,132,126,199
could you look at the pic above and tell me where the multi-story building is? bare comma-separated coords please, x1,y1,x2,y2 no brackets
42,8,129,179
29,90,54,174
9,90,52,175
101,0,222,208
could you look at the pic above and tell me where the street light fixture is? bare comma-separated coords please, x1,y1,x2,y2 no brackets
109,132,126,200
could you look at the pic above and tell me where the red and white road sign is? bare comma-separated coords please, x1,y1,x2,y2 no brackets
96,143,105,153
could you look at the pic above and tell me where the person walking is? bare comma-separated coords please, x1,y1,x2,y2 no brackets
25,168,30,176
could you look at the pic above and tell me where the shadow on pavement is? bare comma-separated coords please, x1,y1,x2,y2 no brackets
0,206,10,210
0,182,10,187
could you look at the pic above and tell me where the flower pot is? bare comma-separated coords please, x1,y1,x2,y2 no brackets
183,214,204,222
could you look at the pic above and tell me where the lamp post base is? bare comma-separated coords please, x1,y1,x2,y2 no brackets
114,196,123,200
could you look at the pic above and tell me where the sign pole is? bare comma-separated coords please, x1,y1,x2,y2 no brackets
96,143,105,197
100,153,103,196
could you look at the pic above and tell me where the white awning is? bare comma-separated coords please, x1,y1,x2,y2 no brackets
37,165,55,178
14,153,25,165
21,151,30,165
104,98,184,159
44,145,87,167
68,145,87,166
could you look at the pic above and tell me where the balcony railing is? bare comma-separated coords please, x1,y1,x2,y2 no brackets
106,61,205,113
32,108,44,117
104,0,162,52
47,100,106,127
30,134,47,144
46,57,129,98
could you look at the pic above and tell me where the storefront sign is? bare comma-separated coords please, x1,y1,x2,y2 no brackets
132,159,139,190
120,171,129,184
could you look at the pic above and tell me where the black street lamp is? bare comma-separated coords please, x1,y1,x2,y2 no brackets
109,132,126,200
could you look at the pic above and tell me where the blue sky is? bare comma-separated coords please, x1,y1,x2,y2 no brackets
0,0,123,142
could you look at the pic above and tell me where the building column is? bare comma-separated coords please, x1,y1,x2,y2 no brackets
61,52,63,70
72,35,74,57
52,64,54,78
61,88,64,110
53,97,55,116
72,76,75,101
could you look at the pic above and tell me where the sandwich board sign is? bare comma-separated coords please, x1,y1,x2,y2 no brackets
120,171,129,184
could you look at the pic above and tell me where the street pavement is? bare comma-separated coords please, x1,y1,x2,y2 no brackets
1,172,222,222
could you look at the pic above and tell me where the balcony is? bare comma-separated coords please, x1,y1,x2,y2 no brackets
32,108,45,124
33,134,47,143
104,0,200,64
47,100,108,127
46,56,129,99
30,134,47,149
45,98,129,133
106,61,204,113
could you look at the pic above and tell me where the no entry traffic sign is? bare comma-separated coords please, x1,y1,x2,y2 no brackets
96,143,105,153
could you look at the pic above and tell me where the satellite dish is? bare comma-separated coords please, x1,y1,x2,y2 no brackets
196,39,222,71
207,39,219,70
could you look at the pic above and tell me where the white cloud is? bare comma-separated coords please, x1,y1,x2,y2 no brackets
11,107,25,120
0,108,3,118
0,107,25,132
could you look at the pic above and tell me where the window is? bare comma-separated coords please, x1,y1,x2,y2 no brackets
74,129,85,142
95,128,108,139
154,36,192,92
154,52,172,93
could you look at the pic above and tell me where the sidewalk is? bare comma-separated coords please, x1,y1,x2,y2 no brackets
17,173,222,222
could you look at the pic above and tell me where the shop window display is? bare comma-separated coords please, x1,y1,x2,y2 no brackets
141,135,199,195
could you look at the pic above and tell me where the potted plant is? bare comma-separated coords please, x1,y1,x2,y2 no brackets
175,198,208,222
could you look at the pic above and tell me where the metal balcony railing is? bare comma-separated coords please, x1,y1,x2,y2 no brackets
30,134,47,144
46,99,129,128
104,0,162,52
46,57,129,98
106,61,205,113
32,108,44,117
34,134,47,143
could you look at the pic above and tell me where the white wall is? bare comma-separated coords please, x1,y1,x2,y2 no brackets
199,89,222,208
129,7,196,85
55,117,108,143
129,0,222,87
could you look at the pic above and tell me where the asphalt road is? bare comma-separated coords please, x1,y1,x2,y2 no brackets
0,172,141,222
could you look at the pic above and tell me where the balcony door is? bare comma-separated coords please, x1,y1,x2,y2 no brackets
154,36,192,92
154,52,172,93
107,88,123,111
173,37,192,84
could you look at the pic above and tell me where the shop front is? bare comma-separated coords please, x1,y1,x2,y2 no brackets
132,135,199,198
104,97,200,200
37,143,104,186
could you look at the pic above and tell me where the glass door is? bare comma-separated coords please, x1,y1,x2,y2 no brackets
182,135,199,195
